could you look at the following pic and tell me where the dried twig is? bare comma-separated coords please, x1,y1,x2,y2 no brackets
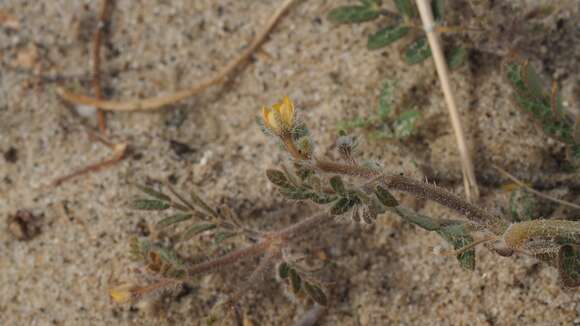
492,164,580,210
51,142,128,187
56,0,297,112
415,0,480,201
92,0,112,132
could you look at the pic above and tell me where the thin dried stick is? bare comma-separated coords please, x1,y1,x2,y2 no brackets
415,0,480,201
92,0,112,132
51,143,128,187
492,164,580,210
56,0,296,112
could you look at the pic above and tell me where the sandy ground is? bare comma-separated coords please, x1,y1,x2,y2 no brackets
0,0,579,325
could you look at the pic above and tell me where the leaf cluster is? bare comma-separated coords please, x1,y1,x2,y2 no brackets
337,80,420,140
506,59,580,167
328,0,467,67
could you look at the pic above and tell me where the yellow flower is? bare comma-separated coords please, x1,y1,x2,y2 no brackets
262,96,295,136
109,284,136,304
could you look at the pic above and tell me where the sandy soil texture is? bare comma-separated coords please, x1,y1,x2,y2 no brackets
1,1,578,325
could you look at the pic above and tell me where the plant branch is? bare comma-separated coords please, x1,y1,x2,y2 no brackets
310,157,506,233
185,212,332,278
415,0,480,201
56,0,297,112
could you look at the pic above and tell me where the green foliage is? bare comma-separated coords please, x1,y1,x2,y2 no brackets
157,213,193,229
367,26,410,50
403,37,431,64
266,169,294,189
445,46,467,70
436,224,476,270
131,184,236,246
558,245,580,287
278,262,291,279
133,199,171,210
329,0,466,68
394,0,416,18
506,60,580,167
374,185,399,207
327,5,380,24
181,223,217,241
337,80,420,140
304,282,328,306
329,175,347,195
391,207,476,270
392,110,420,138
330,196,358,215
509,189,538,222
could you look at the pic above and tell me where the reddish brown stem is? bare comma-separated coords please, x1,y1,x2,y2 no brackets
187,241,271,278
51,143,127,187
185,212,331,278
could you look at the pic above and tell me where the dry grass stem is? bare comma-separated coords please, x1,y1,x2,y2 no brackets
415,0,480,201
493,164,580,210
51,143,127,187
56,0,297,112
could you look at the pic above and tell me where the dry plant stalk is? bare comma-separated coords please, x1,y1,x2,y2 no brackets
51,142,127,187
415,0,480,201
493,164,580,210
56,0,297,112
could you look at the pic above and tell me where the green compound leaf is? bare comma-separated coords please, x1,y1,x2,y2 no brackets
132,199,171,211
390,207,476,270
378,80,396,119
266,169,294,189
431,0,445,21
280,188,314,200
289,269,302,293
278,262,290,279
329,175,347,195
394,0,416,18
558,245,580,288
136,185,171,202
509,189,537,222
446,47,467,70
336,116,374,131
403,37,431,64
213,231,236,245
391,206,441,231
151,244,186,270
393,110,419,138
304,282,328,306
436,224,476,270
330,197,358,215
309,193,338,205
327,6,380,24
375,185,399,207
180,223,217,241
506,61,579,162
367,25,410,50
360,0,382,6
156,213,193,229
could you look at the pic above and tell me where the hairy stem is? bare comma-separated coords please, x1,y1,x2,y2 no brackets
313,158,507,233
186,241,271,278
225,250,282,307
380,175,507,234
185,212,332,278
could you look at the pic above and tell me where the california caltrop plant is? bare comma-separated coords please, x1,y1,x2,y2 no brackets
112,96,580,320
